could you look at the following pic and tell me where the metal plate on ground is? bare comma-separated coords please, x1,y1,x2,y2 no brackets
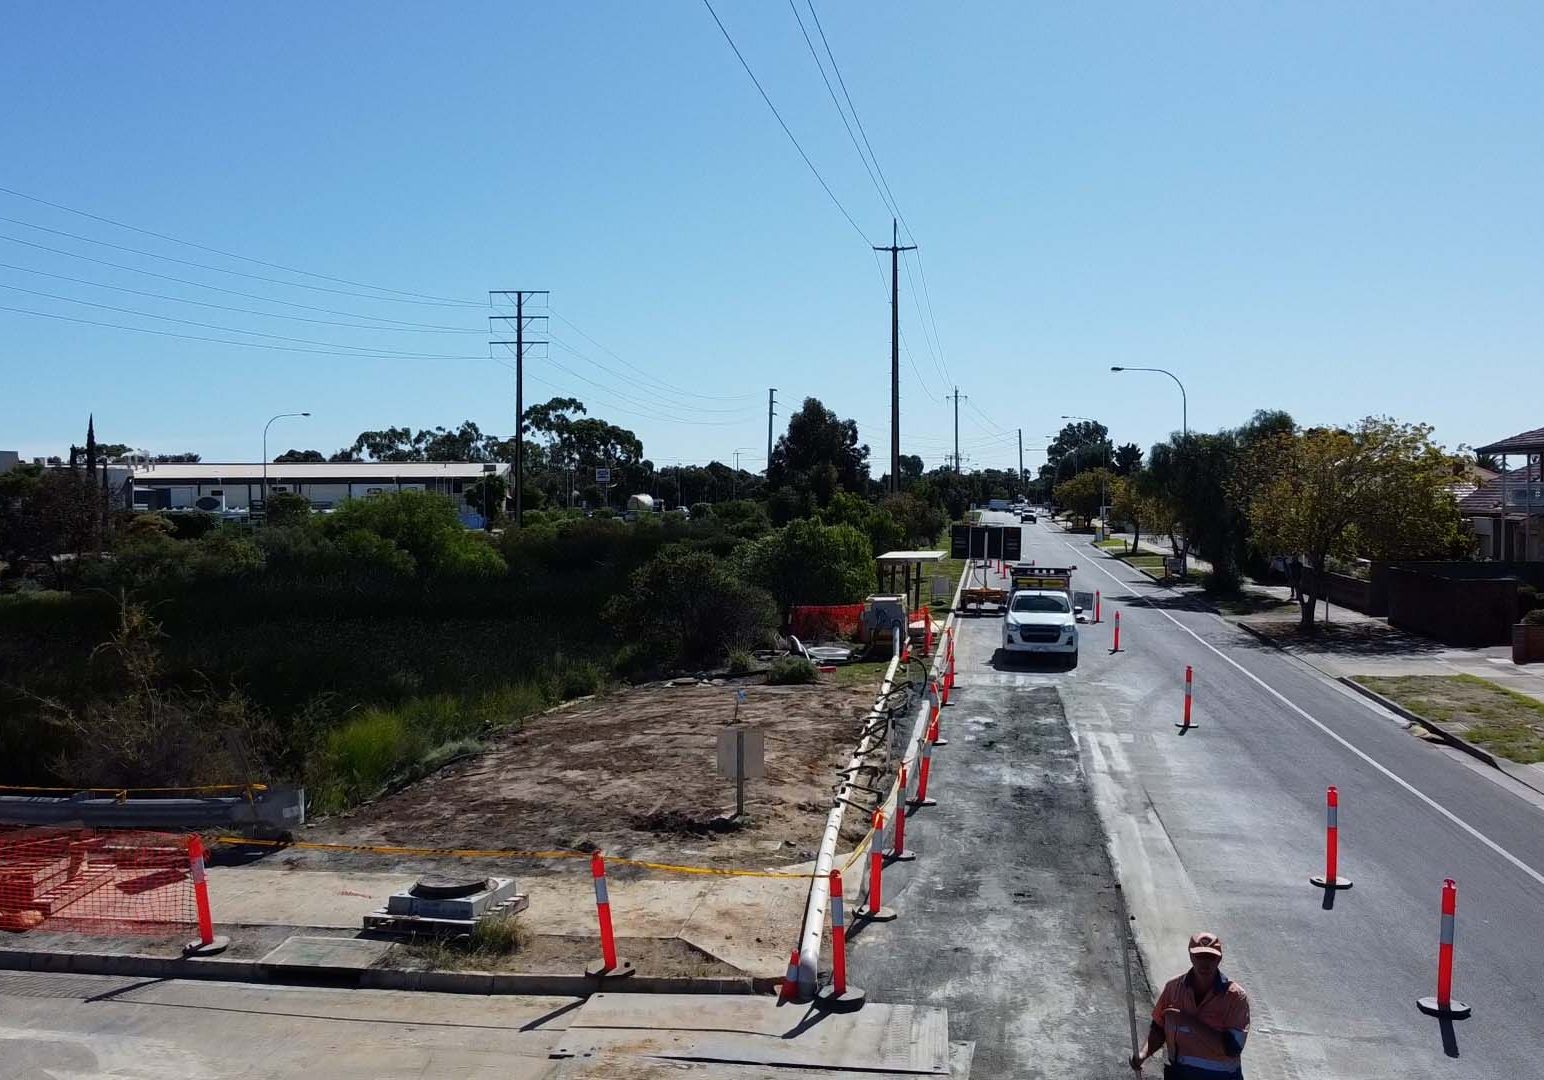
258,935,394,969
553,994,949,1074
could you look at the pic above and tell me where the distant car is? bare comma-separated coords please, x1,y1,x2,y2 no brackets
1020,511,1036,523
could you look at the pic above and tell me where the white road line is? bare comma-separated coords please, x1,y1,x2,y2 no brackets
1066,539,1544,891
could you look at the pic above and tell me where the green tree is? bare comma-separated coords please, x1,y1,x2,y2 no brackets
1054,469,1113,527
739,519,874,622
274,449,327,463
767,398,869,507
1113,443,1144,476
1236,418,1466,631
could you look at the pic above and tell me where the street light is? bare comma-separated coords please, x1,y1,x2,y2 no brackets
730,448,754,500
1110,366,1187,438
261,411,311,516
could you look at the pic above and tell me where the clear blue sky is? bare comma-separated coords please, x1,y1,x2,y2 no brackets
3,2,1541,472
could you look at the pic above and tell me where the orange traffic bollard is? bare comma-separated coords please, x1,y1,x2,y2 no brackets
183,835,229,956
1094,590,1101,623
816,869,866,1011
911,727,937,809
887,764,916,861
586,851,635,978
1177,665,1195,730
1311,786,1352,891
1417,879,1470,1019
857,811,896,922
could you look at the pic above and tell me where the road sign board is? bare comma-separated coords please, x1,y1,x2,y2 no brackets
595,467,611,485
716,726,765,780
951,524,1024,561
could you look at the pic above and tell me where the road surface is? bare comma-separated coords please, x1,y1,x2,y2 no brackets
951,510,1544,1078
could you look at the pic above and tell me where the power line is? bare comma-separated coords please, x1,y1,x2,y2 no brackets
0,301,489,360
0,185,481,306
0,233,484,328
0,283,476,358
547,336,764,417
787,0,894,221
804,2,954,386
0,214,479,307
0,261,483,333
549,310,760,402
700,0,872,246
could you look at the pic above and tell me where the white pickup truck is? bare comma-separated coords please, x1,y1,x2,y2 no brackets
1000,565,1080,667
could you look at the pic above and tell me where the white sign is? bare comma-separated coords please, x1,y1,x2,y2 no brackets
716,726,765,779
595,467,611,485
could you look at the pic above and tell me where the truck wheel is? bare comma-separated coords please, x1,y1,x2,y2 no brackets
1067,650,1079,669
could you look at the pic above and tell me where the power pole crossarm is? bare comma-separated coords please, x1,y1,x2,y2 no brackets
874,219,916,493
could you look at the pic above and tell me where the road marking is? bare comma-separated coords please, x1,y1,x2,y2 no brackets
1066,540,1544,891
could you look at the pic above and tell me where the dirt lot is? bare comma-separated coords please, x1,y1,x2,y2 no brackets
287,675,893,873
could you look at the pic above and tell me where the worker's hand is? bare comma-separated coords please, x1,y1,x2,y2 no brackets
1129,1052,1144,1071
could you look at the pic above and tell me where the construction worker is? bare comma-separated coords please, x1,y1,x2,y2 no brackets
1130,932,1250,1078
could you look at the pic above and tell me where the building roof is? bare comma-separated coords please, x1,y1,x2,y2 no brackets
1475,427,1544,455
127,461,508,482
1458,463,1540,517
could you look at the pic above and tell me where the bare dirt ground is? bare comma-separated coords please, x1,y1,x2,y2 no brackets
281,677,888,875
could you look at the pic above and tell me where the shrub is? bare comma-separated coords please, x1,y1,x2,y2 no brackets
767,656,817,685
604,548,778,670
727,650,753,675
559,660,604,699
323,491,505,578
738,519,874,621
264,492,313,528
1523,608,1544,626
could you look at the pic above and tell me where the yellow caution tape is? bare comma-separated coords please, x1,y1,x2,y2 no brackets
208,834,880,882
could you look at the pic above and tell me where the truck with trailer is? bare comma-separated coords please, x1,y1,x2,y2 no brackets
1000,564,1081,667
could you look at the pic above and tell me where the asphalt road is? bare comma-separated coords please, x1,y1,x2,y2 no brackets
986,511,1544,1079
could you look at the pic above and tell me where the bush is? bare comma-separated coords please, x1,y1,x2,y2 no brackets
727,649,753,675
1523,608,1544,626
604,548,778,670
323,491,505,578
738,519,874,620
767,656,817,685
264,492,313,528
559,660,604,698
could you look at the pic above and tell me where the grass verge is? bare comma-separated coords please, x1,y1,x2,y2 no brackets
1357,674,1544,764
824,658,894,691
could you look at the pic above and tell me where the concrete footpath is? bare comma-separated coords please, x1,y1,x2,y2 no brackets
0,969,970,1078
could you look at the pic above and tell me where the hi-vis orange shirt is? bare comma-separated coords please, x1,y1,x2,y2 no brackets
1152,971,1251,1079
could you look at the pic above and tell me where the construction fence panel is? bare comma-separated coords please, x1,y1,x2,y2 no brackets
0,827,196,935
789,604,868,641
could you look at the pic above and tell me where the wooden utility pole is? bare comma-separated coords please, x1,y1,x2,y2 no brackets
948,387,967,474
874,220,915,493
1018,428,1025,492
490,290,547,528
766,388,777,474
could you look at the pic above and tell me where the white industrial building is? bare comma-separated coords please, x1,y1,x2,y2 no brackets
123,460,508,517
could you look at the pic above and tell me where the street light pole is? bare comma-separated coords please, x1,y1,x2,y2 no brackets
1110,366,1187,438
261,411,310,517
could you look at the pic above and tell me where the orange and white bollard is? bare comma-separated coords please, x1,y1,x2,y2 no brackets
183,835,228,956
1112,611,1122,652
585,851,635,978
816,869,866,1011
1094,590,1102,624
911,727,937,809
930,692,949,748
1177,665,1195,730
857,811,896,922
887,764,916,861
1310,786,1352,891
1417,879,1470,1019
923,611,933,657
778,947,802,1003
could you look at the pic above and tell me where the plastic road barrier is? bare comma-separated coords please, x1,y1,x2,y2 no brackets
1311,786,1353,890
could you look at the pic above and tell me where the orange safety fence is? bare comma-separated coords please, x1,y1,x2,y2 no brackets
0,827,196,935
789,604,867,641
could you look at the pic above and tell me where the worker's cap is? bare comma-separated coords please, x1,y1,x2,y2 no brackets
1188,932,1223,958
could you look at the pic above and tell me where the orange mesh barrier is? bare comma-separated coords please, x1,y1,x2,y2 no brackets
789,604,867,641
0,827,196,935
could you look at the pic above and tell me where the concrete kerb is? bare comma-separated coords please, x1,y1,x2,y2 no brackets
0,946,769,997
793,555,969,998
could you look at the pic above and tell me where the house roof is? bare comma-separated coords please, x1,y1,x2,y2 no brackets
1475,427,1544,454
126,461,509,483
1458,463,1540,517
